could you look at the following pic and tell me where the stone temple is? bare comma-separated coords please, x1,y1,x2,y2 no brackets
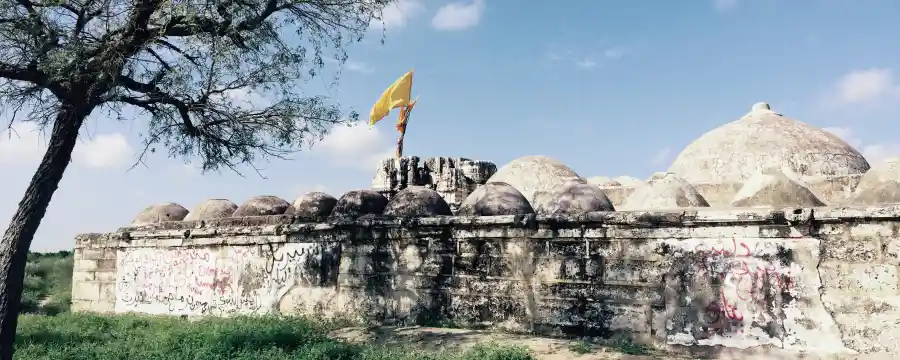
72,103,900,358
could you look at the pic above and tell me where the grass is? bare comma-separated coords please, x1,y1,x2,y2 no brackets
21,251,73,316
13,313,535,360
567,340,593,354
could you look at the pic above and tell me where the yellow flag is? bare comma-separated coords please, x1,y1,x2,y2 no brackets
369,70,414,125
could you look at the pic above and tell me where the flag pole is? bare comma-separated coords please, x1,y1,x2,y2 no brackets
395,106,406,158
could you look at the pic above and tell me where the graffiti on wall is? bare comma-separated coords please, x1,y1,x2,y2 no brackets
666,237,806,347
116,243,328,316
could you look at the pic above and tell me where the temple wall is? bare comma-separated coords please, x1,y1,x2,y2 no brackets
71,207,900,356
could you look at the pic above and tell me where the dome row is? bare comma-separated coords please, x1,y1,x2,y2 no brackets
130,182,614,226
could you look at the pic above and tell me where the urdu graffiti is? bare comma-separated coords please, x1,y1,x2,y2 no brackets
115,244,322,316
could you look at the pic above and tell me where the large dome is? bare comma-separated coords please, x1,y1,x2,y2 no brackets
668,102,870,184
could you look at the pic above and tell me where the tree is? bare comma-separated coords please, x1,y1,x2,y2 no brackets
0,0,391,356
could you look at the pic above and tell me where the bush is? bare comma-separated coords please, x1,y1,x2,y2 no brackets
14,314,535,360
20,252,74,315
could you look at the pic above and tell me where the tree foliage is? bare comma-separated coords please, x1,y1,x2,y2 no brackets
0,0,391,171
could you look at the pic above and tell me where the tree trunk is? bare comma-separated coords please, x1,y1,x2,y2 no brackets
0,104,88,360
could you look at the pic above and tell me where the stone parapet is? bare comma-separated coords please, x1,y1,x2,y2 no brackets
72,206,900,357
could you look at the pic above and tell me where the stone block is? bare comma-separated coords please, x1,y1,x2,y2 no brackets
97,259,116,270
818,262,899,293
603,259,665,286
73,281,100,301
96,271,117,282
833,313,900,354
74,259,98,271
72,271,95,282
99,283,116,302
821,231,882,263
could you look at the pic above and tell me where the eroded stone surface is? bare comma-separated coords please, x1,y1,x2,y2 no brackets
731,168,826,207
851,159,900,205
586,176,612,186
532,180,615,214
184,199,237,221
288,192,338,219
621,174,709,210
131,202,189,225
457,182,534,216
612,176,643,187
383,186,452,217
371,156,497,212
75,206,900,356
487,155,585,204
330,190,389,220
668,102,871,184
232,195,290,217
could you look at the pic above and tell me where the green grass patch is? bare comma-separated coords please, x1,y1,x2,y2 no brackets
14,313,535,360
22,251,73,316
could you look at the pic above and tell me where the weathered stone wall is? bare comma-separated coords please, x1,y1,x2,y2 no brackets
72,207,900,356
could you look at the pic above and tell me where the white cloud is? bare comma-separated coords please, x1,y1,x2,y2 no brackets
72,133,133,169
831,68,899,106
431,0,485,31
713,0,739,12
824,126,900,166
604,47,627,59
575,59,597,70
651,147,672,165
378,0,425,30
0,122,132,169
313,123,394,170
0,122,45,165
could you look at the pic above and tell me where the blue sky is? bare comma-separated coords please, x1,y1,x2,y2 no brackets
3,0,900,251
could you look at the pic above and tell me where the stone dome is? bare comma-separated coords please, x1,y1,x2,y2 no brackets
184,199,238,221
329,190,389,220
287,192,337,219
668,102,870,184
383,186,452,217
232,195,290,217
487,155,584,203
457,182,534,216
131,202,189,225
533,180,615,215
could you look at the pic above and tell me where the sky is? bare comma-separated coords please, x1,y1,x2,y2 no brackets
3,0,900,251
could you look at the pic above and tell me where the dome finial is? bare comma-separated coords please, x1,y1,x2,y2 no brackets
751,102,771,112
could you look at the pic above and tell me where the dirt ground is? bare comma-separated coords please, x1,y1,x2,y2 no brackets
331,326,897,360
330,326,688,360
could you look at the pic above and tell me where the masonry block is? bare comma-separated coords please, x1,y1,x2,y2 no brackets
819,262,899,293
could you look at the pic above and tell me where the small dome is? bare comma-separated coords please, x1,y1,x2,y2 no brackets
329,190,389,220
457,182,534,216
232,195,290,217
668,102,870,184
383,186,452,217
731,168,825,208
586,176,612,186
487,155,584,203
851,159,900,205
131,202,189,225
533,180,615,214
287,192,337,219
184,199,237,221
622,174,709,210
612,176,643,187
